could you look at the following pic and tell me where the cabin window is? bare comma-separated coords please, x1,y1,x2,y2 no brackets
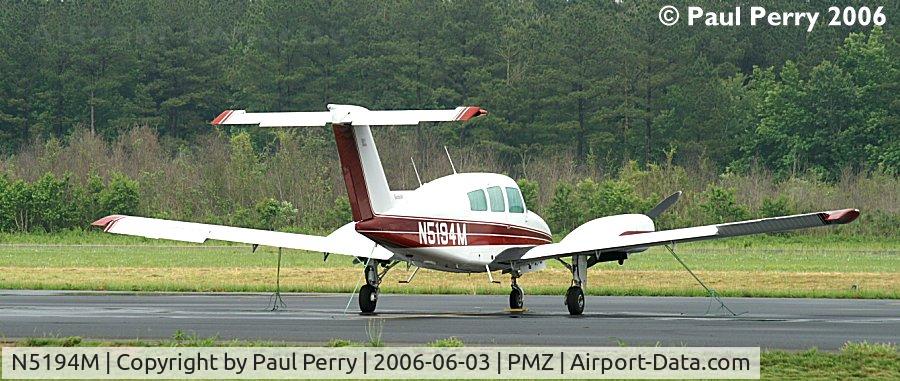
506,187,525,213
467,189,488,211
486,186,505,212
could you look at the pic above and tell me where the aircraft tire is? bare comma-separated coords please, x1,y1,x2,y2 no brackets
509,286,524,309
565,286,584,315
359,284,378,313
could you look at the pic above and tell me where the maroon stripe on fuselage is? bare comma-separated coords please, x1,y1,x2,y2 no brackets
373,213,552,237
332,124,373,221
360,231,548,247
355,215,552,248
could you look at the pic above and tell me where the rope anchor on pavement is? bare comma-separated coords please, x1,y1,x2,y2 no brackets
268,247,287,311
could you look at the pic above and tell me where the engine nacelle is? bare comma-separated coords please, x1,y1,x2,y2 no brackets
561,214,655,244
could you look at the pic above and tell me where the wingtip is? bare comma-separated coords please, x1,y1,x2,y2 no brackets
823,209,860,224
457,106,488,121
92,215,125,229
210,110,235,125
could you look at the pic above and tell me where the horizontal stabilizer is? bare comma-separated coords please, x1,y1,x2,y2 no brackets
211,110,330,127
211,104,487,127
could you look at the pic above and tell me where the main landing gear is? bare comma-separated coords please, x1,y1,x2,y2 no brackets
565,286,584,315
564,255,588,315
359,261,396,314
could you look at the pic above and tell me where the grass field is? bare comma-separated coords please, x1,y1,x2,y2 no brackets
1,335,897,380
0,232,897,298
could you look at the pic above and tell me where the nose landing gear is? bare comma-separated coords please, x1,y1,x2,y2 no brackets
359,284,379,313
509,275,524,310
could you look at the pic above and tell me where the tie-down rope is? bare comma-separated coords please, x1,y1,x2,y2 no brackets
664,244,743,316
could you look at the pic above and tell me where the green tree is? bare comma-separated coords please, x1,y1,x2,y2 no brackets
743,27,897,178
0,0,895,179
99,173,140,216
4,179,32,232
546,182,578,234
255,198,297,230
759,195,793,219
0,175,14,231
516,178,539,213
592,180,651,217
699,186,749,224
30,173,80,232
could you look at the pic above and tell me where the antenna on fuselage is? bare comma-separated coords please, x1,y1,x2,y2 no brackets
443,146,457,174
410,157,422,187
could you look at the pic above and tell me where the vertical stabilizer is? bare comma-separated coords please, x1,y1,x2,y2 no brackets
333,124,393,221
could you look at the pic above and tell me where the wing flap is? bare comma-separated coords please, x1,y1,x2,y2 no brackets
92,215,392,260
498,209,859,263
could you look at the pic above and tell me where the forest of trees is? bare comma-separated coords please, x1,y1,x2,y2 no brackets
0,1,897,236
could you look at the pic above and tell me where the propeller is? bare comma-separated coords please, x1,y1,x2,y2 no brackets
646,191,682,220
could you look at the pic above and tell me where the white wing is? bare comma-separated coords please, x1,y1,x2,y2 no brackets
92,215,394,260
494,209,860,263
211,104,486,127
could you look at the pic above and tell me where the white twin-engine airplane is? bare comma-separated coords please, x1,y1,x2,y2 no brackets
93,104,860,315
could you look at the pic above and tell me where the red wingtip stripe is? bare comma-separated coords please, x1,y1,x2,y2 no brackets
823,209,860,224
210,110,234,125
457,106,488,121
91,215,126,230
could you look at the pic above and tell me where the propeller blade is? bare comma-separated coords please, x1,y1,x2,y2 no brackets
646,191,682,220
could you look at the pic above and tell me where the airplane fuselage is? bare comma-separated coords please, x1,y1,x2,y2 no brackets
352,172,553,272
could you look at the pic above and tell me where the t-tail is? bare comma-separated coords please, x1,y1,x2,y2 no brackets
332,121,391,220
211,104,487,221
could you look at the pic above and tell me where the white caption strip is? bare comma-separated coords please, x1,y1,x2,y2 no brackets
3,346,759,379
